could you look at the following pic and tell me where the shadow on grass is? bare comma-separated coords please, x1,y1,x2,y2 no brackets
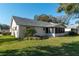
58,35,79,38
0,41,79,56
0,37,21,45
64,33,79,37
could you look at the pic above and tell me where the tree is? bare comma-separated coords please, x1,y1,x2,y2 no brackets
34,14,60,23
57,3,79,14
0,24,9,30
48,15,58,23
57,3,79,24
34,14,50,22
34,14,66,25
37,14,49,22
48,15,67,25
56,15,72,25
24,27,36,37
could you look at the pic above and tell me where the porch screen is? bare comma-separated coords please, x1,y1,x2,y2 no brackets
55,27,64,33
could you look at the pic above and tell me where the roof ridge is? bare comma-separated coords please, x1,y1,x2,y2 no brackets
12,16,58,24
12,16,33,21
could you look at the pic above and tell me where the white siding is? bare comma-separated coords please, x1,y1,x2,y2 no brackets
65,28,71,32
10,19,19,38
34,27,56,37
55,33,67,37
19,26,26,38
34,27,46,36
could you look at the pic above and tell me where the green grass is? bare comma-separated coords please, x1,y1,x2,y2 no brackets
0,35,79,56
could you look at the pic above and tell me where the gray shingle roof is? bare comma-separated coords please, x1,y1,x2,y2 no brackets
12,16,65,28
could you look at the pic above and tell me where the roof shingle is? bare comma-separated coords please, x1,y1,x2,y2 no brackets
12,16,65,28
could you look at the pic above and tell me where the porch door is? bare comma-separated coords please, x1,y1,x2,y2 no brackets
45,27,49,33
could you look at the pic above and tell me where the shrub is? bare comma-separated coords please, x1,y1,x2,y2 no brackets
24,28,36,37
68,31,77,36
2,32,11,35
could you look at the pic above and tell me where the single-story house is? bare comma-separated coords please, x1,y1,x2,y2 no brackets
10,16,67,38
65,24,79,34
0,25,10,33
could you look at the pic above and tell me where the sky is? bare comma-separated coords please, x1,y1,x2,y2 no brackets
0,3,78,25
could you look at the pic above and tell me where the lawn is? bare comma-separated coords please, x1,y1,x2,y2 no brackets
0,35,79,56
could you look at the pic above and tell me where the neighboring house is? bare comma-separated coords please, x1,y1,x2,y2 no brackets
0,25,9,33
1,29,10,33
10,16,66,38
65,25,71,33
0,28,9,33
65,24,79,34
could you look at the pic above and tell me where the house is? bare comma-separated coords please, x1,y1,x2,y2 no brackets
10,16,66,38
0,24,10,33
65,24,79,34
0,28,10,33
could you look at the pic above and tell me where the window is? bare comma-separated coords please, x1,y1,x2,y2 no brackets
55,27,64,33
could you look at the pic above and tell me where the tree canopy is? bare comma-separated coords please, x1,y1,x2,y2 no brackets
57,3,79,25
34,14,51,22
0,24,9,30
34,14,67,25
34,14,60,23
57,3,79,14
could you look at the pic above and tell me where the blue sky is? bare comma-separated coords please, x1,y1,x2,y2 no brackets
0,3,78,25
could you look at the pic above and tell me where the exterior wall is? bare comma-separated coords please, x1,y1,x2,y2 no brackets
34,27,56,37
65,28,79,34
34,27,46,36
18,26,46,38
46,33,67,37
65,28,71,32
65,28,71,35
55,33,67,37
17,26,57,38
10,19,19,38
19,26,26,38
